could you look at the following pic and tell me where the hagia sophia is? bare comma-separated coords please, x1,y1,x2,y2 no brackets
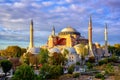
27,17,110,65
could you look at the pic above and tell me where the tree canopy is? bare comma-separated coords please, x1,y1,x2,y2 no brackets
12,64,37,80
0,60,12,76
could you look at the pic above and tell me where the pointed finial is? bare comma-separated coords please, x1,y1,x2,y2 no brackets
89,15,92,23
31,19,33,25
52,25,55,36
105,23,107,29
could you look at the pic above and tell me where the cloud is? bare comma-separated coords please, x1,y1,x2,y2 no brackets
0,0,119,48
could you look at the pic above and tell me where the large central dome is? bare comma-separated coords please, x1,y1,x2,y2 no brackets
58,26,80,36
61,26,77,32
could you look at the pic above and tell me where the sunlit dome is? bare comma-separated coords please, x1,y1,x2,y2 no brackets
61,26,77,32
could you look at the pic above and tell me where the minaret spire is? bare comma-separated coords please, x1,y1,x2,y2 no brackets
88,16,94,57
51,26,55,36
104,23,110,57
29,19,34,48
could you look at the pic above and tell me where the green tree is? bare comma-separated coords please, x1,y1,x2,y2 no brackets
39,49,49,64
68,64,75,74
12,64,37,80
0,60,12,76
39,64,63,79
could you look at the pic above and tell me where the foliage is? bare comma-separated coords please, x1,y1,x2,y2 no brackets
107,54,118,62
104,63,114,75
68,64,75,74
76,62,80,65
39,64,63,79
86,62,93,69
20,52,30,65
95,73,104,79
0,60,12,76
59,74,73,80
108,44,120,56
49,52,66,65
12,64,37,80
98,59,108,66
73,72,80,78
29,54,39,68
21,48,26,54
6,46,22,57
62,49,69,58
39,49,49,64
0,50,9,57
0,46,24,58
87,56,95,63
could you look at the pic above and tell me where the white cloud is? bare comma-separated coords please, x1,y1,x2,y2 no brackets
31,3,42,8
42,1,54,7
13,2,27,8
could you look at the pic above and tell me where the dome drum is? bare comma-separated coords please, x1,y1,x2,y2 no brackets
58,32,80,36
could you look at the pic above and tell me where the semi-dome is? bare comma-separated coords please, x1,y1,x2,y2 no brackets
49,47,60,53
27,47,40,54
65,47,77,54
61,26,77,32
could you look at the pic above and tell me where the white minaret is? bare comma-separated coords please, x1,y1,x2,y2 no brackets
88,16,94,57
29,19,34,48
104,23,110,57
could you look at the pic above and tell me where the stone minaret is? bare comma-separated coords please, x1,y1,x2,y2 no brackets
29,19,34,48
88,16,94,57
104,23,110,57
51,26,55,36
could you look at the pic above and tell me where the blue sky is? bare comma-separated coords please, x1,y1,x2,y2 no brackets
0,0,120,49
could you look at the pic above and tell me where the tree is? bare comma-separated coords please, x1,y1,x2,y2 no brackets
0,60,12,76
12,64,37,80
68,64,75,74
6,46,22,57
75,44,88,65
0,50,9,57
21,48,26,55
20,52,31,65
49,52,66,65
39,49,49,64
29,54,39,68
39,64,63,79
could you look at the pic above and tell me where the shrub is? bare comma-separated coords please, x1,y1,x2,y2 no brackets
73,72,80,78
95,73,104,79
68,64,75,74
76,62,80,65
86,62,93,69
59,74,73,80
12,64,37,80
98,59,108,66
105,63,114,75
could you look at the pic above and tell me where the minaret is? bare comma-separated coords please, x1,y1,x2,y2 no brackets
29,19,34,48
88,16,94,57
104,23,110,57
51,26,55,36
